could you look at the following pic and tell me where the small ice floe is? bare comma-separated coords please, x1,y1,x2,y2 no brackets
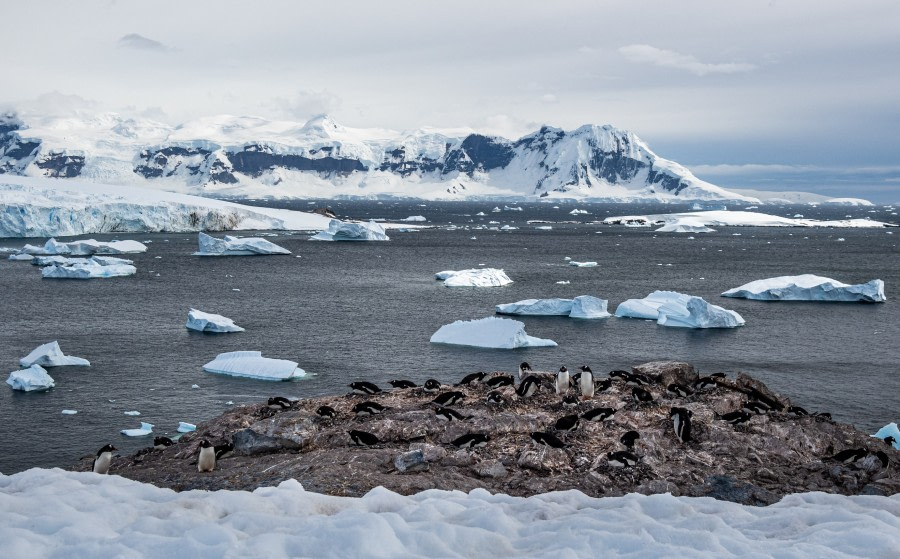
873,423,900,449
722,275,885,303
504,206,523,212
616,291,744,328
185,309,246,333
310,220,389,241
191,384,200,389
400,216,426,222
8,253,34,261
535,226,553,230
568,261,598,267
430,316,557,349
500,225,518,231
569,209,589,215
177,422,197,433
121,422,154,437
202,351,307,381
124,411,141,416
436,268,513,287
225,401,234,405
20,341,90,368
491,207,501,213
556,280,570,285
61,410,77,415
837,238,846,242
496,296,610,319
194,232,291,255
475,212,486,216
42,257,137,279
6,365,55,392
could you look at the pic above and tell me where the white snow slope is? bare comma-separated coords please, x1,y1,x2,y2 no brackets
0,469,898,558
604,210,895,228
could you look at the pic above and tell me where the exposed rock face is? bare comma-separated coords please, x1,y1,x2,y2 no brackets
77,362,899,505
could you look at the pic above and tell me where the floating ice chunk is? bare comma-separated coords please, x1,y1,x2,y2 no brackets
203,351,307,381
430,317,557,349
400,215,426,222
6,365,55,392
16,238,147,256
569,209,589,215
569,261,598,267
310,220,389,241
873,423,900,449
8,253,34,261
436,268,513,287
42,259,136,279
475,212,486,216
496,298,574,316
20,341,90,368
32,256,78,267
504,206,523,211
121,422,154,437
535,226,553,230
186,309,246,333
657,296,745,329
88,256,134,266
722,275,886,303
569,296,612,319
655,219,716,233
556,280,570,285
61,410,77,415
194,232,291,255
191,384,200,389
177,422,197,433
615,291,693,320
124,411,141,416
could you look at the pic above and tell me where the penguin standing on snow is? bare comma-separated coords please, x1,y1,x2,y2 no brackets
670,407,693,443
197,440,216,472
555,366,569,395
92,444,117,474
579,366,594,399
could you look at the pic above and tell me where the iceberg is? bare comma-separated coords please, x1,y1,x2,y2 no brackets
20,341,90,368
8,253,34,261
15,238,147,256
400,215,427,222
655,219,715,233
616,291,693,320
496,296,611,319
604,210,894,229
177,422,197,433
202,351,307,381
6,365,55,392
873,423,900,449
569,209,589,215
193,232,291,256
722,275,886,303
436,268,513,287
569,261,598,267
121,422,154,437
430,317,557,349
310,220,389,241
185,309,246,333
616,291,744,328
42,257,136,279
569,296,612,319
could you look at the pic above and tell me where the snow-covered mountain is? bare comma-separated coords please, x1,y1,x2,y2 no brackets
2,111,763,202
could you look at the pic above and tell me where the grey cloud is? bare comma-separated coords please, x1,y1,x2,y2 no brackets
117,33,169,52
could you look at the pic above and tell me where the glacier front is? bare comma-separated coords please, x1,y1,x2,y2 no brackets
430,317,557,349
722,275,886,303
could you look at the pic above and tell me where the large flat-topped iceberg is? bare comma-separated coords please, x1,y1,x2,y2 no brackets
310,219,390,241
186,309,245,333
42,257,136,279
570,296,612,319
604,210,895,228
20,341,90,368
495,296,610,319
6,365,55,392
194,232,291,256
202,351,307,381
121,422,154,437
430,317,557,349
436,268,513,287
616,291,744,328
14,237,148,256
722,275,886,303
655,219,715,233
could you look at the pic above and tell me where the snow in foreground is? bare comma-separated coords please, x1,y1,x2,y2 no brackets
722,275,886,303
430,317,556,348
1,469,898,558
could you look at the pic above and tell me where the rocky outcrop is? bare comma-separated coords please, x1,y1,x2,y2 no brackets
72,361,899,504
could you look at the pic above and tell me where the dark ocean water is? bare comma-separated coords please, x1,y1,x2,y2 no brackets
0,201,897,474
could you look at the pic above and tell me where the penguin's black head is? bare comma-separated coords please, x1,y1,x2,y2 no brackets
884,436,896,446
520,362,531,370
199,439,212,448
97,444,116,455
559,366,567,373
580,365,592,372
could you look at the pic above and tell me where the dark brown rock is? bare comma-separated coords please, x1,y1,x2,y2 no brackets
632,361,699,387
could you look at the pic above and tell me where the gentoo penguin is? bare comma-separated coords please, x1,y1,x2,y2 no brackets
694,376,719,390
554,415,580,432
742,400,771,414
884,436,897,447
579,366,594,399
485,374,514,388
352,401,388,416
214,442,234,461
432,391,466,406
632,386,653,404
457,372,487,386
348,381,382,395
92,444,117,474
388,379,417,389
710,372,726,379
197,440,216,472
555,367,570,395
316,405,337,418
423,379,442,393
608,370,630,381
874,450,890,469
531,431,567,448
486,391,504,405
451,433,489,449
582,407,616,422
435,406,469,421
788,405,809,417
719,410,752,425
619,430,640,449
561,394,580,408
625,373,651,387
814,412,833,421
607,450,639,468
267,396,292,410
348,430,380,446
830,448,869,465
519,361,533,380
153,436,174,450
570,371,581,388
666,383,693,398
594,378,612,393
670,407,693,443
516,375,542,398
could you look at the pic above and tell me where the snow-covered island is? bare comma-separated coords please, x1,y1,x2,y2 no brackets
615,291,745,328
193,232,291,256
436,268,513,287
722,275,886,303
185,309,246,333
604,210,897,228
202,351,307,381
430,317,557,348
496,296,611,319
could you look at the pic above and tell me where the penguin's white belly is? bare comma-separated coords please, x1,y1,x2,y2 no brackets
198,447,216,472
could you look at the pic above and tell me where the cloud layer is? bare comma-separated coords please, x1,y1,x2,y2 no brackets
618,44,756,76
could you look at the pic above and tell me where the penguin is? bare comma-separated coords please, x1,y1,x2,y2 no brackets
694,376,719,390
432,391,466,406
516,375,542,398
788,405,809,417
388,379,417,389
582,407,616,422
435,406,469,421
619,430,640,449
267,396,292,410
666,383,693,398
197,440,216,472
561,394,580,408
670,407,693,443
348,430,380,446
486,391,504,405
884,436,897,447
710,372,726,379
719,410,752,425
214,442,234,461
742,400,771,414
631,386,653,404
485,375,514,388
608,370,630,381
570,371,581,388
829,448,869,465
348,381,382,395
457,371,487,386
555,366,569,395
814,412,833,421
531,431,567,448
451,433,489,449
594,378,612,393
625,373,651,387
607,450,639,468
519,361,532,380
352,401,388,416
554,414,580,432
423,379,442,393
874,450,890,469
153,436,174,450
92,444,117,474
579,365,594,399
316,405,337,418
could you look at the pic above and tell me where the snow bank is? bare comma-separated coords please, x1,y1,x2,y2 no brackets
604,210,895,228
1,470,899,558
874,423,900,450
310,219,389,241
202,351,307,381
430,317,557,349
193,232,291,256
6,365,55,392
20,341,90,368
121,422,154,437
495,296,610,319
437,268,513,287
42,257,137,279
186,309,245,333
616,291,744,328
722,275,886,303
655,219,715,233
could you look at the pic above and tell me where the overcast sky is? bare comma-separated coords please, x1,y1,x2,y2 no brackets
3,1,898,201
